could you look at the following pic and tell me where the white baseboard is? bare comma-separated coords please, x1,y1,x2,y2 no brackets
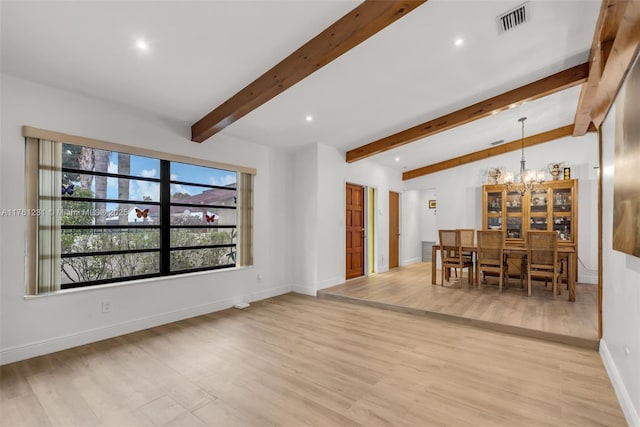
1,285,293,366
292,284,316,296
578,271,598,285
251,285,292,302
317,276,344,290
600,339,640,427
400,257,422,266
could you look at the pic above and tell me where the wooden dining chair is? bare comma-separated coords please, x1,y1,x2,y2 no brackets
476,230,507,292
525,231,561,297
439,229,474,287
447,229,475,279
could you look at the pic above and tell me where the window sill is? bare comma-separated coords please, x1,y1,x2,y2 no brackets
24,265,254,299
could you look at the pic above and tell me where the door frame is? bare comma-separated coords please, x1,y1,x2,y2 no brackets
389,190,400,269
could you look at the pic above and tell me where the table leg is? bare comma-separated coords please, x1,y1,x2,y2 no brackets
569,253,576,302
431,246,437,285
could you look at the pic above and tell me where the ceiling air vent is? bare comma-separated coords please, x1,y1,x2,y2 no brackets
497,2,530,34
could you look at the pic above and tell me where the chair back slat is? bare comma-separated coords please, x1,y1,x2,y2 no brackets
477,230,504,264
458,229,475,247
527,231,558,266
439,229,458,248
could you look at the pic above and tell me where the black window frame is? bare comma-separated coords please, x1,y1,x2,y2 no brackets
60,153,237,290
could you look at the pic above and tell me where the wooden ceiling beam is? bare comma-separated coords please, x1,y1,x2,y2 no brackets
591,0,640,128
402,124,574,181
346,63,588,163
573,0,627,136
190,0,427,143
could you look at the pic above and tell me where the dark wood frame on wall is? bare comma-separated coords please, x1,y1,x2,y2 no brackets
611,51,640,258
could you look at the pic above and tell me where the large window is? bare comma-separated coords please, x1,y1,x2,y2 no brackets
25,128,254,294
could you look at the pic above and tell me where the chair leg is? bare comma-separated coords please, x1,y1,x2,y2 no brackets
503,263,508,290
527,270,532,297
471,265,475,286
498,268,503,292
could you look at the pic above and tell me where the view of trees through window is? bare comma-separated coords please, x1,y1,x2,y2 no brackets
59,143,237,288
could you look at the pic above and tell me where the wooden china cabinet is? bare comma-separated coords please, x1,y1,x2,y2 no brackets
482,179,578,283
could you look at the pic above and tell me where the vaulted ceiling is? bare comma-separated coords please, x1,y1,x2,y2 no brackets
0,1,625,177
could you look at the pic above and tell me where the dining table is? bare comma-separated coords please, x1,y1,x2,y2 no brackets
430,244,577,301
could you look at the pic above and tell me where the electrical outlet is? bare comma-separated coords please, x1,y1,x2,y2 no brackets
101,300,111,313
257,274,262,281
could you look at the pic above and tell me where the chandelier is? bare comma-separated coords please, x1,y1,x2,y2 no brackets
504,117,544,195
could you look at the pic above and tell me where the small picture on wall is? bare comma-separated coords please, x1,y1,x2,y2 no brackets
428,200,436,209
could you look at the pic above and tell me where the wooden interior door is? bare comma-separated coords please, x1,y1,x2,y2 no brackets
389,191,400,269
346,183,365,279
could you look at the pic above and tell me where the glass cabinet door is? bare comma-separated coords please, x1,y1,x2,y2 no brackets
529,189,549,231
487,192,502,213
486,191,503,230
506,191,522,213
487,216,502,231
552,188,572,212
506,191,523,240
553,215,572,241
530,215,549,231
506,216,522,239
552,187,573,242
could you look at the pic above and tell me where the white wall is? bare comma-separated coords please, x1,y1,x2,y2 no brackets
403,134,600,284
0,74,294,364
342,150,404,274
291,144,318,295
600,102,640,426
317,144,346,289
400,190,421,265
290,142,405,294
419,188,438,243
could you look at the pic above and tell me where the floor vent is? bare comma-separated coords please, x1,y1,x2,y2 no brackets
490,139,505,146
497,2,530,34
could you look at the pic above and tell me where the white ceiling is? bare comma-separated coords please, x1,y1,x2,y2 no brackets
0,0,600,174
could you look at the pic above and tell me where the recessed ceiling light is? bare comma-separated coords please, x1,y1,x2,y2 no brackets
305,115,313,122
454,38,464,47
395,157,400,162
135,39,149,52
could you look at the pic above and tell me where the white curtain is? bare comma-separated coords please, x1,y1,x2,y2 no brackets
236,172,253,266
37,139,62,293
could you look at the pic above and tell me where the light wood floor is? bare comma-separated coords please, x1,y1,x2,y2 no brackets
319,263,599,348
1,293,624,427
